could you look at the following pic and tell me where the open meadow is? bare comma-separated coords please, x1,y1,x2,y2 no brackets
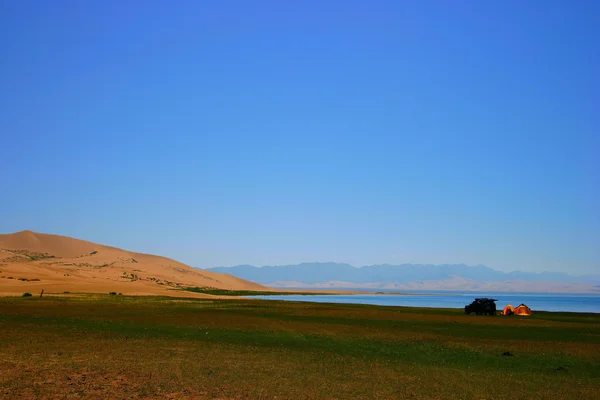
1,294,598,399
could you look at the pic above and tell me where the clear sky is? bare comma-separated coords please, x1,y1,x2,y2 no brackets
1,1,598,274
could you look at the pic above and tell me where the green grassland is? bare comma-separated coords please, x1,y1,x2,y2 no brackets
0,295,598,399
182,287,332,296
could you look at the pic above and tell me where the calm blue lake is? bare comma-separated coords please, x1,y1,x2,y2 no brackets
249,292,600,313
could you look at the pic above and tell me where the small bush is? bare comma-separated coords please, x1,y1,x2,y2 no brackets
63,291,70,294
22,292,32,297
109,292,117,295
118,293,123,296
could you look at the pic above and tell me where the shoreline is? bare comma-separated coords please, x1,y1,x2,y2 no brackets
244,292,600,314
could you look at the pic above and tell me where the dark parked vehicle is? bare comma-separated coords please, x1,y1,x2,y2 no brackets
464,298,497,315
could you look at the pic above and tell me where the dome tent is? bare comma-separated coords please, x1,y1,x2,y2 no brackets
514,303,532,316
502,304,515,315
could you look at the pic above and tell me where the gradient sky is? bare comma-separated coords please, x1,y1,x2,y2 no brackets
1,1,598,274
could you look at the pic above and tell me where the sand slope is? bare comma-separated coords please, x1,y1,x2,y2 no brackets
0,230,270,297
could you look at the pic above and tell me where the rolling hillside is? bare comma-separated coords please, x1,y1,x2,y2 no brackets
0,230,270,297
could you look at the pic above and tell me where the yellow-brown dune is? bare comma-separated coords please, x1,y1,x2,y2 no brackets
0,230,271,297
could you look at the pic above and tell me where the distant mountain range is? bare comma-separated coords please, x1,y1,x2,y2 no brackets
206,263,600,293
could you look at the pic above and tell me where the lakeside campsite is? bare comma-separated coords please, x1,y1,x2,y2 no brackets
3,0,598,398
1,231,599,398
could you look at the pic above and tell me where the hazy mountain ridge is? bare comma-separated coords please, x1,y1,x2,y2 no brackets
206,263,600,293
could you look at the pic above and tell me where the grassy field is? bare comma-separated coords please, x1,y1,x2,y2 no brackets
182,287,333,296
0,295,598,399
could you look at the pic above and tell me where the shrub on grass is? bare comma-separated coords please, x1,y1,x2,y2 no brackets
109,292,117,295
22,292,32,297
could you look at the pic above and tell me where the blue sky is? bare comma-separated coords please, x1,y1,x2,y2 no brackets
1,1,598,274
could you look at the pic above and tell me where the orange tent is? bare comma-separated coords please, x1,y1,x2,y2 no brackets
502,304,514,315
514,304,532,316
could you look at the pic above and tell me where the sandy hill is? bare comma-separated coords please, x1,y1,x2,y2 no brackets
0,230,270,297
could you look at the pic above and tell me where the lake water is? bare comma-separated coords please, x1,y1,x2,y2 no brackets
249,292,600,313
